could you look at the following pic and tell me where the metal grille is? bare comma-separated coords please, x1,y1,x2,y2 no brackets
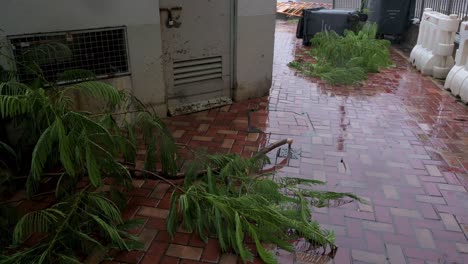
8,27,129,83
415,0,468,21
173,56,223,86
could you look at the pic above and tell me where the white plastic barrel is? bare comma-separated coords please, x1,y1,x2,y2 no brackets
445,21,468,102
410,9,459,79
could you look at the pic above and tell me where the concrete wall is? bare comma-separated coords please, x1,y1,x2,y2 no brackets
235,0,276,101
0,0,167,116
0,0,276,114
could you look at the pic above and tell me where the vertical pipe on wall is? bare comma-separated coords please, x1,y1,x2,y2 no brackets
230,0,237,96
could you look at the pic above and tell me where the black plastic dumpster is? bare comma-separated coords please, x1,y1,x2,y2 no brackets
366,0,413,38
296,8,366,46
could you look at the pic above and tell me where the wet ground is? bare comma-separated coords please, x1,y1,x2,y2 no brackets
112,20,468,264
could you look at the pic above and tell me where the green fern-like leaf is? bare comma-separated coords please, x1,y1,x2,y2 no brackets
12,208,65,244
214,208,227,251
168,153,357,263
65,81,122,107
0,141,16,160
234,213,252,261
29,122,59,190
117,218,147,232
73,230,104,250
136,111,178,176
167,192,179,236
55,118,76,177
87,193,123,224
0,95,31,118
246,223,277,264
85,142,102,187
87,213,128,250
0,81,29,96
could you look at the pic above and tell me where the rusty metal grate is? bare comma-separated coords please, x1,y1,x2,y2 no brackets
173,56,223,86
8,27,129,83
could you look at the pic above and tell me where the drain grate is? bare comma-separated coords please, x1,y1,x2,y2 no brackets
277,148,301,159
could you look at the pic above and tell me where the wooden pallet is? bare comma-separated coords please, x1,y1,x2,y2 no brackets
276,2,332,17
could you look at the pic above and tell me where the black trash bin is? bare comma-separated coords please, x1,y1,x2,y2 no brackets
366,0,413,39
297,8,366,46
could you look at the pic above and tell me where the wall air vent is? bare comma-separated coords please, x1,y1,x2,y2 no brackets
173,56,222,86
8,27,129,83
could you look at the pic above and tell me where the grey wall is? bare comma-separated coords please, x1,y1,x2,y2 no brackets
0,0,277,114
235,0,276,101
0,0,160,33
0,0,167,116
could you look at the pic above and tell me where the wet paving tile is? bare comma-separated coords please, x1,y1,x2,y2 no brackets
118,20,468,263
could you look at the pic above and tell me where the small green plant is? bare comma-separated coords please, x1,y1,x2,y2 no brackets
290,23,393,85
287,60,302,70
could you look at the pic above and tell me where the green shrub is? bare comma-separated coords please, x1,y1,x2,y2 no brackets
290,23,393,85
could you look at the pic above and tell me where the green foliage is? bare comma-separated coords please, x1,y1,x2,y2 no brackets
22,42,73,65
3,191,141,264
0,62,178,194
0,140,18,250
290,23,393,85
0,42,178,263
168,154,360,264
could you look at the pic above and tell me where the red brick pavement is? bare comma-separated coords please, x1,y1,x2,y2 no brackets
112,21,468,263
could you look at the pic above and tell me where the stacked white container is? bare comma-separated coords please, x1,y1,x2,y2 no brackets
445,21,468,103
410,8,459,79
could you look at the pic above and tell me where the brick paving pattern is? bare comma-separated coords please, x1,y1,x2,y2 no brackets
111,21,468,263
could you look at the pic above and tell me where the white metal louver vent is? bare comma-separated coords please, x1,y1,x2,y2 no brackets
173,56,222,86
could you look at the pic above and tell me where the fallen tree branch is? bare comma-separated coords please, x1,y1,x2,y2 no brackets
126,167,185,192
128,139,295,180
260,157,289,174
256,138,294,157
